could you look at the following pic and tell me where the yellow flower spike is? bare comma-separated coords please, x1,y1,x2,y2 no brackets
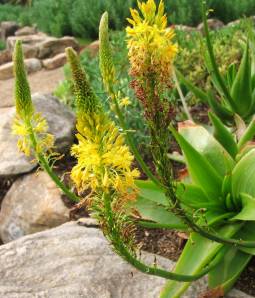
66,47,101,116
126,0,178,85
13,40,33,119
99,12,116,98
70,111,139,196
12,41,55,157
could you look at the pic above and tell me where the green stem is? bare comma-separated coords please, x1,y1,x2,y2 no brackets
38,154,80,203
202,0,236,109
173,69,193,121
166,200,255,249
27,120,80,203
112,96,164,189
103,193,223,282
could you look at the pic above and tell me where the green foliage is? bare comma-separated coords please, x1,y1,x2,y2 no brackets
30,0,73,37
166,0,255,26
179,20,255,123
0,40,6,50
175,25,243,103
70,0,135,39
1,0,255,39
0,4,31,25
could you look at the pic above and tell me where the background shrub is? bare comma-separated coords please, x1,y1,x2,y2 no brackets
30,0,73,37
0,0,255,38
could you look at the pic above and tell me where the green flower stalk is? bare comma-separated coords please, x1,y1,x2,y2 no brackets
99,12,116,99
12,41,79,203
66,47,101,115
99,9,163,188
12,40,54,156
13,41,34,119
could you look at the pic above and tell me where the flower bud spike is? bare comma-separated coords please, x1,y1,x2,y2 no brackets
66,47,101,115
13,40,33,119
99,12,116,98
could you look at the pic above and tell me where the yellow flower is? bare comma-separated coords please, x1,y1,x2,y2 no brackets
126,0,178,84
120,97,131,107
71,112,140,196
12,113,54,156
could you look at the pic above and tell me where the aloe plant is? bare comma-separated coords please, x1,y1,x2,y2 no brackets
178,2,255,126
136,115,255,296
11,0,255,297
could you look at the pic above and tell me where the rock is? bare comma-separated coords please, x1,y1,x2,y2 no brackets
0,107,36,176
0,58,42,80
0,93,75,177
197,18,224,33
0,171,70,243
42,52,67,70
175,25,197,32
0,49,11,65
227,16,255,28
6,33,47,53
83,40,100,57
38,36,79,59
15,26,37,36
226,19,241,27
0,21,19,40
0,222,251,298
32,93,75,151
22,44,39,59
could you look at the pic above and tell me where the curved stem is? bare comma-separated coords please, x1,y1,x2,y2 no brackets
165,198,255,249
112,96,164,189
27,121,80,203
202,0,236,109
103,193,223,282
38,154,80,203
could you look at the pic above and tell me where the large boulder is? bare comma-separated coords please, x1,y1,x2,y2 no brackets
0,21,19,40
38,36,79,59
42,52,67,70
0,221,251,298
6,33,48,60
15,26,37,37
0,171,70,243
6,33,47,51
0,93,75,177
0,58,42,80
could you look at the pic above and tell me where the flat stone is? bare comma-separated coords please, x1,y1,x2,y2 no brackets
0,21,19,40
0,58,42,80
38,36,79,59
42,52,67,70
6,33,47,52
0,171,70,243
0,222,251,298
15,26,37,36
0,93,75,177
